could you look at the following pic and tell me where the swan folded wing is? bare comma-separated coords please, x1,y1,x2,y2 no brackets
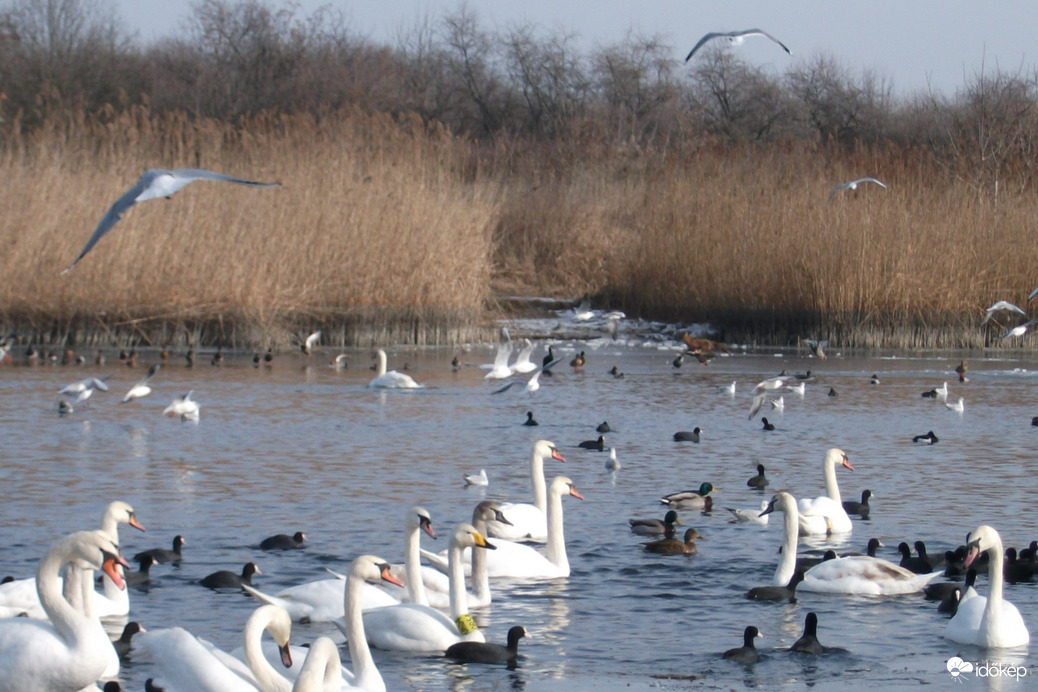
801,557,942,595
486,503,546,542
362,603,463,652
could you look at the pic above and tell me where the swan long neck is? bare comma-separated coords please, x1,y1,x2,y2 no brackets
405,522,428,606
546,486,570,573
985,535,1006,624
99,508,128,599
448,538,472,625
243,611,290,692
376,350,388,377
823,455,842,503
531,450,547,513
37,540,90,645
295,639,342,692
471,516,491,604
774,496,799,587
346,572,384,692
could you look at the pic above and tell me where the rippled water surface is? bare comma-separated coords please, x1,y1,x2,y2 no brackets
1,333,1036,691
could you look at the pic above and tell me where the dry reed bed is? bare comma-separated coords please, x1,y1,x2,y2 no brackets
3,111,1038,348
0,109,498,346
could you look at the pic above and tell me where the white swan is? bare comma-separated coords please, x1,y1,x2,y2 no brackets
374,506,460,610
485,439,566,542
425,476,583,579
0,500,143,621
243,568,397,624
369,349,422,389
291,637,342,691
138,605,293,691
759,492,801,587
0,531,126,692
945,525,1030,648
416,501,506,608
797,448,854,535
363,524,491,652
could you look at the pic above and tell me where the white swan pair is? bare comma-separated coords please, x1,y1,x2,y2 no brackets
486,439,566,542
761,491,941,595
0,531,127,692
369,348,423,389
142,556,399,692
423,476,583,579
944,525,1030,648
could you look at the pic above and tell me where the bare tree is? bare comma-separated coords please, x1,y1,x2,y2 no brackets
787,53,893,146
438,4,503,136
501,23,587,138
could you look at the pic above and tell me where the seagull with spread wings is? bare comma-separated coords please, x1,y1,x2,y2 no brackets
826,177,888,204
61,168,280,273
980,301,1026,325
685,29,792,62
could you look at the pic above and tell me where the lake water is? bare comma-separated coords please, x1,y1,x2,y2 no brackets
0,321,1035,691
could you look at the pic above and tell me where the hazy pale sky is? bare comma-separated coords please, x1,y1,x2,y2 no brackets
114,0,1036,96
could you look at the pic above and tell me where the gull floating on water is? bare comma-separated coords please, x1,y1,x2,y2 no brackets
61,168,280,274
945,397,965,414
684,29,792,62
605,448,621,471
981,301,1026,325
463,469,489,486
826,178,887,204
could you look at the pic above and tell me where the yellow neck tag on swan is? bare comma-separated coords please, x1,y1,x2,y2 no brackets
455,613,479,635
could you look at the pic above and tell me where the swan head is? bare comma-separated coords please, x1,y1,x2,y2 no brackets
534,440,566,463
964,525,1002,567
352,554,405,587
825,448,853,471
473,501,512,527
409,506,437,539
550,476,584,501
64,530,129,589
452,523,496,551
249,605,293,668
760,491,796,517
104,500,145,533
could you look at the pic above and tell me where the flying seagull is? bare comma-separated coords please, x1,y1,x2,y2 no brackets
980,300,1026,325
61,168,280,274
685,29,792,62
826,178,888,204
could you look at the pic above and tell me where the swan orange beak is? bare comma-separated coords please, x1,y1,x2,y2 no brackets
420,517,437,540
569,486,584,500
841,454,854,471
551,448,566,463
128,513,145,532
379,563,405,587
101,554,128,590
279,641,293,668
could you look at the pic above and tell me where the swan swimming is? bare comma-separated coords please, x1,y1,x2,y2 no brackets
485,440,566,542
62,168,280,274
797,448,854,535
369,349,423,389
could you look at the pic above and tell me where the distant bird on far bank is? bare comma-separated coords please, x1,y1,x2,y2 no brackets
870,374,880,385
61,168,280,273
805,339,828,359
981,300,1025,325
685,29,791,61
955,360,968,382
826,177,887,204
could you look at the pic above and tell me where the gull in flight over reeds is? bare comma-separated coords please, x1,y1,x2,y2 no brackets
121,364,160,403
684,29,792,62
826,177,887,204
61,168,280,274
995,318,1038,340
980,301,1026,325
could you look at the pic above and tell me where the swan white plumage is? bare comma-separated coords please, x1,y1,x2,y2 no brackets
242,569,398,623
424,476,583,579
485,439,566,542
0,530,127,692
945,525,1030,648
138,604,294,691
0,500,143,622
369,349,423,389
363,524,492,652
759,492,801,587
797,448,854,535
290,637,343,691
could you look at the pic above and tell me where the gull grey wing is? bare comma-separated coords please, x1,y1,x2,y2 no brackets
169,168,280,188
61,172,157,274
750,29,792,55
492,380,524,395
685,32,723,61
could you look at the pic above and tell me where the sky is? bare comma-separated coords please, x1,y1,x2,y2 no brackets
113,0,1038,97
